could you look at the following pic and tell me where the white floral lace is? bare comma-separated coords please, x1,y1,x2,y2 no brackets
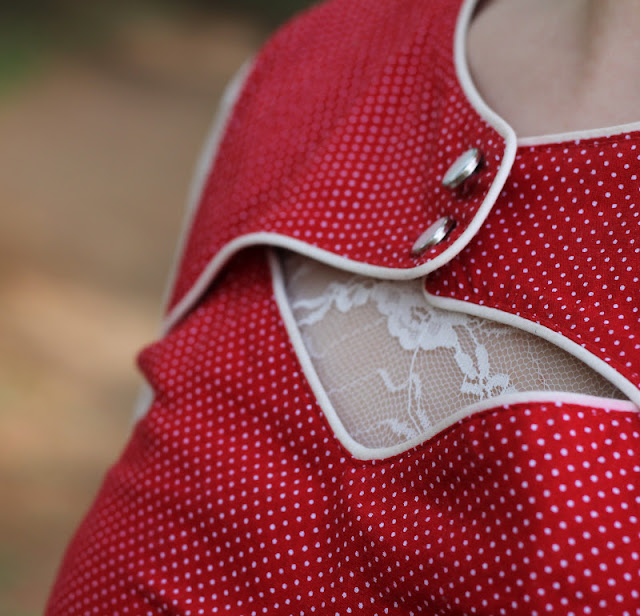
282,252,625,449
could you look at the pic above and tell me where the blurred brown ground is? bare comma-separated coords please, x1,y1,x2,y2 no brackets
0,10,265,615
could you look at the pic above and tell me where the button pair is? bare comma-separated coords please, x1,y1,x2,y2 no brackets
411,148,483,257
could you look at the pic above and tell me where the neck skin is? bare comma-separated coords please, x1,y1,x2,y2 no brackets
467,0,640,138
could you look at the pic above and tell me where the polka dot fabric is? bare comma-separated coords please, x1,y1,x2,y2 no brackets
46,0,640,612
167,0,509,314
426,134,640,394
47,249,640,615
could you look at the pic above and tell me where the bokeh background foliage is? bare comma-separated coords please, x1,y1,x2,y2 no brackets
0,0,316,93
0,1,312,615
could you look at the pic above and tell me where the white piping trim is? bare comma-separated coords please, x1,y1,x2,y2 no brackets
458,0,640,147
423,289,640,407
131,61,254,424
517,121,640,147
165,226,516,332
132,382,155,423
141,2,640,424
455,0,517,161
161,59,255,311
168,0,640,331
270,249,638,462
162,0,520,330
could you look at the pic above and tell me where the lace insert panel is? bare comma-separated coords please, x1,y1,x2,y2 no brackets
281,252,626,449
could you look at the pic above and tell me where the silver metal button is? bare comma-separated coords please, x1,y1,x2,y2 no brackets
411,216,456,256
442,147,484,189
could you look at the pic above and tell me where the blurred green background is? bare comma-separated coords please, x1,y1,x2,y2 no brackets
0,1,313,615
0,0,316,95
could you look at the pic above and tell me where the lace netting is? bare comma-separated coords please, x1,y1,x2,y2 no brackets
281,252,626,449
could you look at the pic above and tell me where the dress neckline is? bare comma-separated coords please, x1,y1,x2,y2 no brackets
455,0,640,148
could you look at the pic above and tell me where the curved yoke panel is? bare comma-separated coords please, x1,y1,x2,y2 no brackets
45,0,640,612
427,135,640,397
167,0,511,317
47,249,640,615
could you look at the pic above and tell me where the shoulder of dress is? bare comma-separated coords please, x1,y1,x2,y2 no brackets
164,0,515,330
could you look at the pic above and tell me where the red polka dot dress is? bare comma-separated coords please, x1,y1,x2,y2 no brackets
46,0,640,614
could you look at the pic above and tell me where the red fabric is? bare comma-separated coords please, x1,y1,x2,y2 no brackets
47,250,640,615
426,135,640,391
46,0,640,613
168,0,508,312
